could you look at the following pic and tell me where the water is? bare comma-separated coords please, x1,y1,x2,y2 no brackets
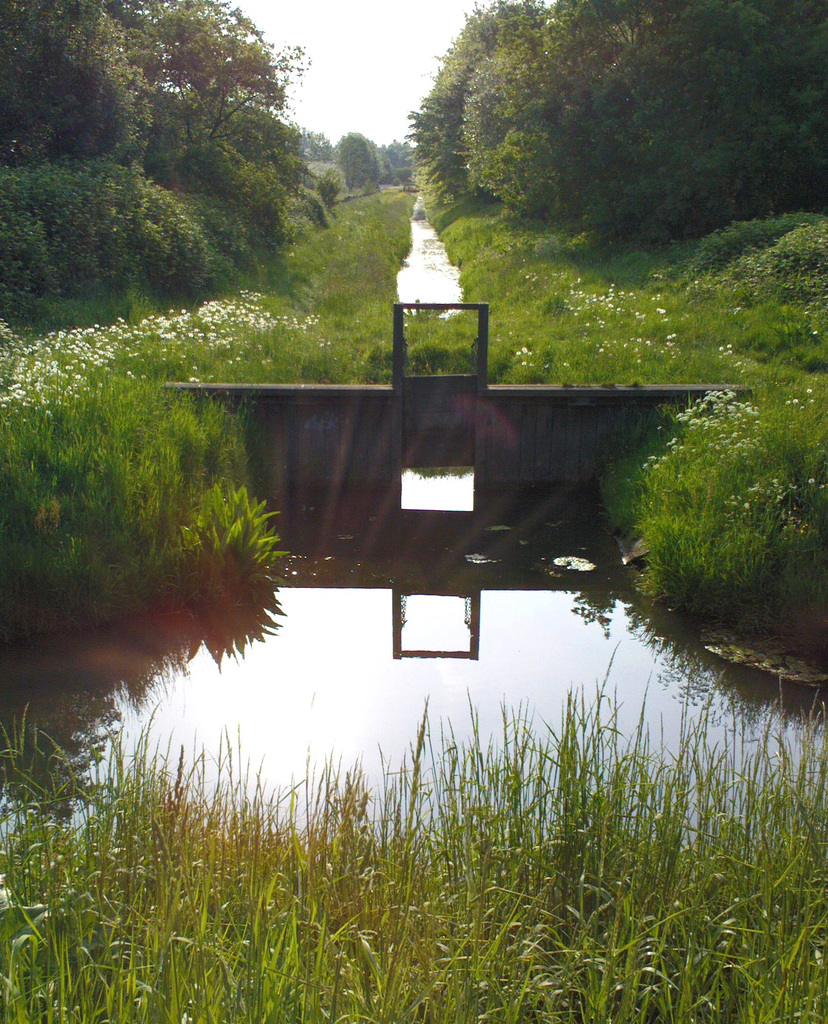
401,466,475,511
0,480,819,796
0,205,822,796
397,198,462,305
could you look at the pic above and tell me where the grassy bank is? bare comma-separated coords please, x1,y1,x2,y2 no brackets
429,200,828,653
4,186,824,649
0,192,414,641
2,699,828,1022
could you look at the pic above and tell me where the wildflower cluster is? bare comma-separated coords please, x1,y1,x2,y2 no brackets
724,476,822,532
0,325,121,411
515,345,533,368
643,390,760,472
0,293,321,414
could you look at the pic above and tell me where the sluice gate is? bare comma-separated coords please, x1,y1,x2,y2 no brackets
170,303,735,505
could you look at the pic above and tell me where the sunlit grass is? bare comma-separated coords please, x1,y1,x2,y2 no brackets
0,193,415,639
428,200,828,644
2,697,828,1022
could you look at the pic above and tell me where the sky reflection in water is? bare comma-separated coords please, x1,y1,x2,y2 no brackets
0,212,822,796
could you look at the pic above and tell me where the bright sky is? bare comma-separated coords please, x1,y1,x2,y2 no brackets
236,0,476,146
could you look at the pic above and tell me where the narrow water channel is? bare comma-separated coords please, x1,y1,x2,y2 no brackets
0,203,821,796
397,197,462,305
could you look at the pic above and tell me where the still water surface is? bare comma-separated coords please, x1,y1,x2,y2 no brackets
397,198,462,305
0,476,818,795
0,206,821,794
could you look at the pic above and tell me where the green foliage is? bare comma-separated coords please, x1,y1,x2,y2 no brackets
0,161,225,319
180,482,284,607
0,380,247,639
629,390,828,633
139,0,299,148
0,0,148,165
377,140,415,187
411,3,545,200
413,0,828,239
721,221,828,306
3,701,828,1021
0,192,413,640
314,167,342,209
0,0,311,314
301,129,335,162
335,132,380,192
690,213,825,273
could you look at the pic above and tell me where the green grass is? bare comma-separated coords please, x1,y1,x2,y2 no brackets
2,697,828,1022
0,192,415,640
427,200,828,647
3,187,826,646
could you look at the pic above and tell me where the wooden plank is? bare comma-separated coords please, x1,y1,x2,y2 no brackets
549,404,568,483
563,406,583,482
495,404,521,481
576,405,600,483
520,403,537,482
534,405,555,481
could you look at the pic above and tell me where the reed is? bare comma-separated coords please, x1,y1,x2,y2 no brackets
1,697,827,1022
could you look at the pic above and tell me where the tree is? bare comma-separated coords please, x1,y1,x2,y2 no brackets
136,0,305,246
0,0,148,165
0,0,309,309
410,1,547,199
378,140,414,186
141,0,302,150
413,0,828,239
302,130,335,163
336,133,380,191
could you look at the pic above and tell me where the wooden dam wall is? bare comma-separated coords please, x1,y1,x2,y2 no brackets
170,303,735,503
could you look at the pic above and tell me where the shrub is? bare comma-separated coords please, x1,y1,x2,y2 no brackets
0,160,287,319
315,167,342,209
691,213,825,273
724,222,828,305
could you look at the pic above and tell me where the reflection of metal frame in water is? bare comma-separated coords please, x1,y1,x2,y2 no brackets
392,585,481,660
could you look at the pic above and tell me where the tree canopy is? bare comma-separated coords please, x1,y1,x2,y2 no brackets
336,133,380,191
0,0,313,313
411,0,828,239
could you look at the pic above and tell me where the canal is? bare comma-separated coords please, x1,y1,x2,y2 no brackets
0,201,821,796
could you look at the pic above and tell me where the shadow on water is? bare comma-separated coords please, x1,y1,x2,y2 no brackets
2,201,826,790
0,480,823,797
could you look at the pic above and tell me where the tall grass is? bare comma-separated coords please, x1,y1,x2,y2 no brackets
1,698,828,1022
0,192,415,640
427,199,828,648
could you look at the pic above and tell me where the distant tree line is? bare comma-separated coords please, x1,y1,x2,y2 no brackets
0,0,320,318
301,130,414,201
410,0,828,240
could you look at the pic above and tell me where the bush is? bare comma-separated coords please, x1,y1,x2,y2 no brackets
315,167,342,209
0,160,299,320
691,213,825,273
724,222,828,306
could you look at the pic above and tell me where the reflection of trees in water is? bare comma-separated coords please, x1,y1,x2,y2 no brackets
620,596,827,731
0,599,283,811
571,591,616,639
